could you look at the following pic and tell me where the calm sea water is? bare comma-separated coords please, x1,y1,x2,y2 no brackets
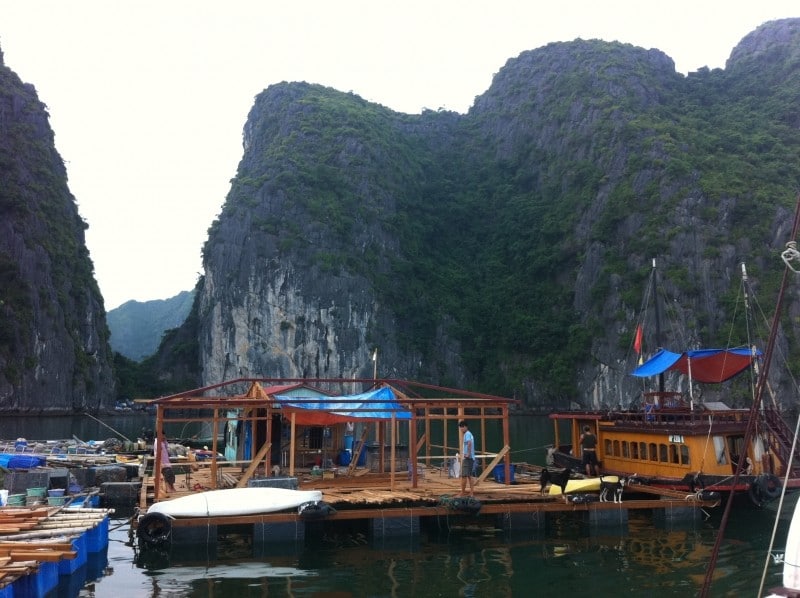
3,414,791,597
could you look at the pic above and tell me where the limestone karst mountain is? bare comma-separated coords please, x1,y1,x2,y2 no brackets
0,46,115,412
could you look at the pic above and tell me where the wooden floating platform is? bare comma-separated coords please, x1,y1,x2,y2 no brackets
135,464,719,546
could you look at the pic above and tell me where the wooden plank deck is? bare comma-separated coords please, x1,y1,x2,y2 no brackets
139,461,720,530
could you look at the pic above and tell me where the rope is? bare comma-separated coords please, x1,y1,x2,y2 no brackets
782,240,800,272
759,407,800,596
696,413,714,476
509,444,552,455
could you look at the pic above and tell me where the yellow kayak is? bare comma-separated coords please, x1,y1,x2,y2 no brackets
548,476,618,495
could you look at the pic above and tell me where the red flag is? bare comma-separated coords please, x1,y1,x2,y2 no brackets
634,325,643,355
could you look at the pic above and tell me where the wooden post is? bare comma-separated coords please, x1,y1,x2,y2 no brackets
249,407,257,467
480,407,487,455
154,406,163,499
457,407,465,456
211,408,219,489
289,413,296,476
502,404,511,485
264,405,272,475
424,407,431,465
378,421,385,473
443,409,449,468
390,413,396,491
408,417,416,487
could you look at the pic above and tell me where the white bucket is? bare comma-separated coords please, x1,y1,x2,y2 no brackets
0,489,8,506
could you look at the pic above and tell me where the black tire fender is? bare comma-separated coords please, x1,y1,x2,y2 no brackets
137,511,173,547
757,473,782,500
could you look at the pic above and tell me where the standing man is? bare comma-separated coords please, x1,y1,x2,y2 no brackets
459,420,476,497
580,425,600,476
154,429,177,494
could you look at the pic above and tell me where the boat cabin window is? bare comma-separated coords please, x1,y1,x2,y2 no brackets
659,443,668,463
648,442,657,461
680,444,690,465
613,440,620,457
713,436,727,465
669,444,679,464
622,441,630,458
630,442,638,459
639,442,647,460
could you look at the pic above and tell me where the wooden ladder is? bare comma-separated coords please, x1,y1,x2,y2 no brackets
345,427,369,477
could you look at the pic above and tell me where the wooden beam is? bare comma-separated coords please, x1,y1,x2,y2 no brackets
474,445,510,487
235,442,273,488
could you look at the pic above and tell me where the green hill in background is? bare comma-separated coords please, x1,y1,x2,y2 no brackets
107,291,194,361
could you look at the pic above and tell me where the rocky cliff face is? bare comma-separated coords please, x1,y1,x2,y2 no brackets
180,19,800,410
197,84,453,384
0,48,115,412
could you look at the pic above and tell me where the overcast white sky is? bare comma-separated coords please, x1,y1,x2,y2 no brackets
1,1,797,310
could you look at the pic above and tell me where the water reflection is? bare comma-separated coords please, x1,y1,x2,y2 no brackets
116,508,781,598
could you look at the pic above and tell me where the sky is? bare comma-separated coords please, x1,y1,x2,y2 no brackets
0,1,798,310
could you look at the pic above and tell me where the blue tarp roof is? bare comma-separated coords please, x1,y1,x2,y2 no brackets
275,386,412,424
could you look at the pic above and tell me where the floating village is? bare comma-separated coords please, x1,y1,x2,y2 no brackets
0,376,739,598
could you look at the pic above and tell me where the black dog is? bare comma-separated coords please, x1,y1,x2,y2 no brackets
599,475,625,503
540,467,573,496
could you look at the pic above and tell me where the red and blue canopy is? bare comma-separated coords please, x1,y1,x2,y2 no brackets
631,347,761,383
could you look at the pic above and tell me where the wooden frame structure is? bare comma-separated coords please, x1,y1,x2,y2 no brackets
146,377,519,501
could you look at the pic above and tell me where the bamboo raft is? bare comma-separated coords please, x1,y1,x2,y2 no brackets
0,506,111,591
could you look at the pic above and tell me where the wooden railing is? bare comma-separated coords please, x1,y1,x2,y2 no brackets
763,407,800,475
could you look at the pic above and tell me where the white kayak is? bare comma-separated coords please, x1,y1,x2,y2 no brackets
147,487,323,517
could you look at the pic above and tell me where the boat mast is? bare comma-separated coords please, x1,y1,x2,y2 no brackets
652,259,666,395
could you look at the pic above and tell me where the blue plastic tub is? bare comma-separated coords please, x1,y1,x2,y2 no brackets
14,560,57,597
492,464,516,484
86,517,109,553
58,533,87,574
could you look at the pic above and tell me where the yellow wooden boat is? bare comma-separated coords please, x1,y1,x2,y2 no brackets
115,454,142,465
548,476,618,495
